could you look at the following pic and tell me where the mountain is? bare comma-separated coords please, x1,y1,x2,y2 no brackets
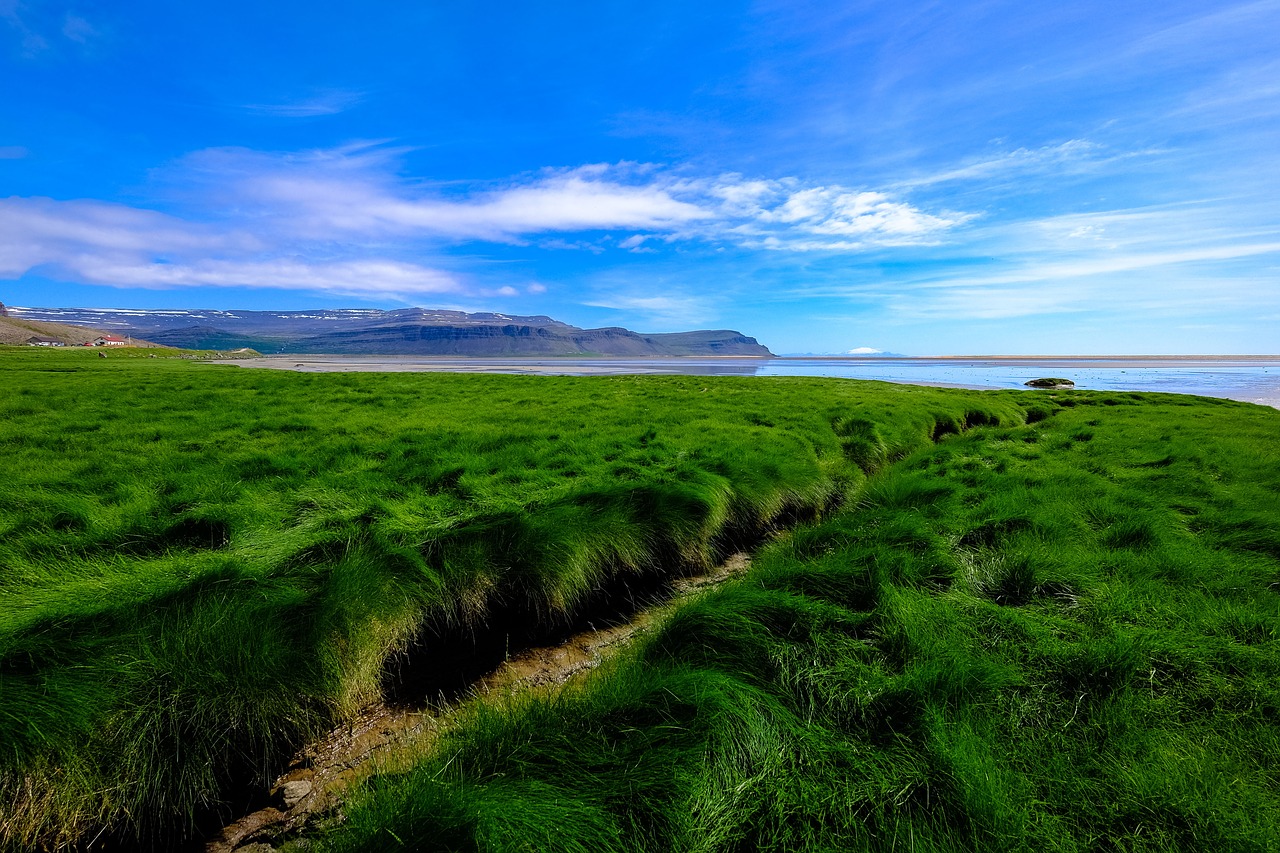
4,305,773,357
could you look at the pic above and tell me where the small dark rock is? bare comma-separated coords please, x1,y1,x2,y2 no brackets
1024,377,1074,388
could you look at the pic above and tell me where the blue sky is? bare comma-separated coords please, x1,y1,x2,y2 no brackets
2,1,1278,354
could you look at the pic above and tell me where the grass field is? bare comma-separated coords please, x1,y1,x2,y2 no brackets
311,389,1280,852
1,349,1276,851
0,348,1025,850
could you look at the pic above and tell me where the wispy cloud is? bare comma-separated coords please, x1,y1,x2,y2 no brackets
583,292,714,328
786,202,1280,322
0,145,27,159
891,140,1159,190
0,142,1021,306
242,89,366,118
13,127,1273,330
24,139,1261,316
1,0,48,55
1171,58,1280,126
955,241,1280,287
71,258,461,298
60,13,96,45
1,2,101,55
0,196,255,269
1126,1,1280,63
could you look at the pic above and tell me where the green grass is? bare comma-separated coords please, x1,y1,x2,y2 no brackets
0,349,1030,849
313,392,1280,852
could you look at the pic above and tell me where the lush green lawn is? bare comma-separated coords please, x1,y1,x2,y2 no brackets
315,392,1280,852
0,349,1031,850
2,349,1276,851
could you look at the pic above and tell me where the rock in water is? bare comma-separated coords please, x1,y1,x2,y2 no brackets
1024,377,1074,388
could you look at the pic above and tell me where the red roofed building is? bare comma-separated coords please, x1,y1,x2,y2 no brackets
94,334,129,346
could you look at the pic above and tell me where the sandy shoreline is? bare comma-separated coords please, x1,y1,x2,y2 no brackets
213,355,775,374
214,354,1280,370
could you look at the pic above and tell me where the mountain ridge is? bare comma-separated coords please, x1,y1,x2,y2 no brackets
5,305,773,356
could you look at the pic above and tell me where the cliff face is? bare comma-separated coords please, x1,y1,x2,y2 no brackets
6,306,774,356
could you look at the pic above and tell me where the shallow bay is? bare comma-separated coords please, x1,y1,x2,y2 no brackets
218,354,1280,408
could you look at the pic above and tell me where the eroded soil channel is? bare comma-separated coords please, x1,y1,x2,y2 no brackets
204,553,751,852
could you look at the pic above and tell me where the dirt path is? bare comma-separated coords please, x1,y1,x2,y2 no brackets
205,553,751,852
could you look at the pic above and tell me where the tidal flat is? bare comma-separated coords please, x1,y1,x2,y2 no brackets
216,354,1280,409
1,348,1277,851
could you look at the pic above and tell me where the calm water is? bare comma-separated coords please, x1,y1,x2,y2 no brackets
756,357,1280,409
228,356,1280,409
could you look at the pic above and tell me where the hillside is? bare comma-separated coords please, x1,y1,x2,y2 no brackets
0,303,166,347
4,305,774,356
0,312,102,346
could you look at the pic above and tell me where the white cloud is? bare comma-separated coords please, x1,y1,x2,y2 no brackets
811,190,963,237
847,346,882,354
707,178,776,215
774,188,829,222
0,145,29,159
216,161,714,241
168,145,967,251
458,173,711,236
0,145,976,302
691,175,967,249
0,196,462,299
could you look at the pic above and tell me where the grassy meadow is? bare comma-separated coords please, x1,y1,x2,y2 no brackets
318,391,1280,853
0,348,1277,851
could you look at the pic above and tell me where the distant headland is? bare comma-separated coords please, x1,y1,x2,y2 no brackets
4,304,773,357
